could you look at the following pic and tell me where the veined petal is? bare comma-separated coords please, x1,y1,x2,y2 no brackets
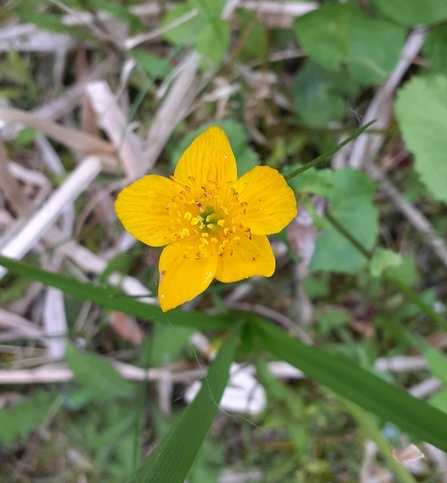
115,175,182,247
233,166,297,236
158,239,218,311
215,234,275,283
174,127,237,199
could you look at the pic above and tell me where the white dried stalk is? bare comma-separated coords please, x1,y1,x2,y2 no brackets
85,80,145,180
0,108,115,159
43,226,157,303
124,9,198,50
218,470,263,483
0,362,206,384
374,356,427,372
34,58,116,121
348,28,426,169
408,377,442,399
0,24,73,52
240,1,317,16
144,52,200,171
0,156,101,280
0,309,43,339
43,288,67,360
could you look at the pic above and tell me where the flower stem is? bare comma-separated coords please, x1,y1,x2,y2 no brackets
325,210,447,331
284,120,376,182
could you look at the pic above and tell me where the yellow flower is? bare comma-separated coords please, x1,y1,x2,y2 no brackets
115,127,297,312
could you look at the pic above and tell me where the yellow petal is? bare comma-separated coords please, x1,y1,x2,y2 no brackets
174,127,237,199
233,166,297,236
158,239,218,311
115,175,182,247
215,234,275,283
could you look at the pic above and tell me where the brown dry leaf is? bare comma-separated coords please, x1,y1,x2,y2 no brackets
109,311,144,345
391,444,424,463
0,108,115,157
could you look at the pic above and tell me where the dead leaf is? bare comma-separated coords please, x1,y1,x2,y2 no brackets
391,444,424,463
110,311,144,345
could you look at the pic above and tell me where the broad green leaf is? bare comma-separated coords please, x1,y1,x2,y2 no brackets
310,168,378,274
172,120,259,175
66,343,133,400
161,0,229,65
0,390,58,444
253,317,447,452
294,3,405,84
0,255,232,331
151,324,195,366
395,75,447,203
128,326,239,483
194,17,230,66
371,0,447,26
386,255,418,287
288,168,333,197
161,3,197,46
423,25,447,75
133,50,173,80
291,60,359,127
370,248,402,278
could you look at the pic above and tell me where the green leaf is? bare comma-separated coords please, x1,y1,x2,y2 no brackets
310,168,378,274
161,3,197,46
291,60,359,127
0,390,58,444
89,0,144,33
254,317,447,452
386,255,418,287
161,1,229,65
128,326,239,483
151,324,195,366
371,0,447,26
172,120,259,176
194,17,230,66
294,3,405,84
66,343,133,400
423,25,447,75
424,347,447,385
288,168,333,196
395,75,447,203
133,50,173,80
370,248,402,278
0,255,232,331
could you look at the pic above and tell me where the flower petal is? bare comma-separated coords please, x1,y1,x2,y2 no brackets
215,234,275,283
115,175,182,247
233,166,297,235
174,127,237,199
158,239,218,311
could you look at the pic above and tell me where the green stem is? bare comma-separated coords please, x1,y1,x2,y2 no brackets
284,120,376,182
324,211,447,331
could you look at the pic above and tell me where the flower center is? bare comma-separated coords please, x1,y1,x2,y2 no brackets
167,178,250,259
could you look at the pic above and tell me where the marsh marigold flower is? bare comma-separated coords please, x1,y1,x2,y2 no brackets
115,127,297,312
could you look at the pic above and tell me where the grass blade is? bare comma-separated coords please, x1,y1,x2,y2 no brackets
254,317,447,452
128,325,239,483
0,255,231,330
